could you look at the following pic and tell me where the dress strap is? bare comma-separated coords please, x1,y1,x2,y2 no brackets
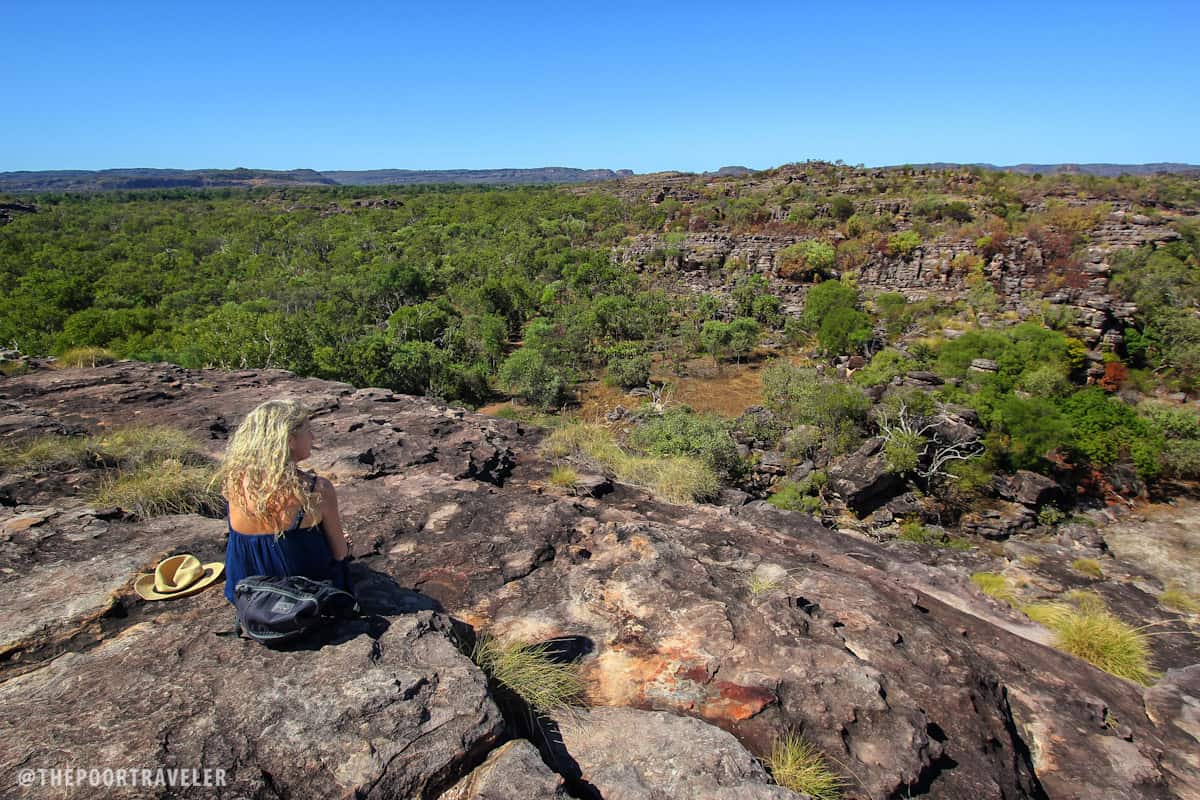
285,472,320,532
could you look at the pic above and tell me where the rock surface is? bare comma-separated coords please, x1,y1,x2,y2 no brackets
1,362,1198,800
553,707,798,799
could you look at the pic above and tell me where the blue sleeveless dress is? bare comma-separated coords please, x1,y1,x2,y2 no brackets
223,478,352,604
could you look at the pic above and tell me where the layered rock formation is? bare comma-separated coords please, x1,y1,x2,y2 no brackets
1,362,1198,799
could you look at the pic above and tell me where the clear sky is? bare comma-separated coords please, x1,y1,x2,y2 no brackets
3,0,1197,173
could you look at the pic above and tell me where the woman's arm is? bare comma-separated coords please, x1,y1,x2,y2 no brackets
315,476,352,560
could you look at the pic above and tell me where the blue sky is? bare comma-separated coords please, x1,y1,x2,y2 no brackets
2,1,1197,172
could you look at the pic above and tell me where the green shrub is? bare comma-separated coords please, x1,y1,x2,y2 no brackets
1071,558,1104,579
899,519,971,550
470,635,585,714
802,280,859,332
605,353,651,390
766,732,844,800
817,307,872,356
888,230,922,257
854,348,913,388
761,363,870,455
882,430,924,474
628,406,742,479
779,240,836,280
498,346,570,410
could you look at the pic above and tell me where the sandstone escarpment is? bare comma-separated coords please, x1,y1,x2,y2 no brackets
1,362,1198,799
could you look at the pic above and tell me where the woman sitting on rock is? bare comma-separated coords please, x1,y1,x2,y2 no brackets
218,398,353,604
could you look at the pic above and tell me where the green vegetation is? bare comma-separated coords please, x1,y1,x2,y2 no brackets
762,362,870,455
898,519,972,550
92,458,222,520
1070,558,1105,579
627,406,743,480
1159,585,1200,615
540,422,719,504
547,465,579,489
1022,593,1159,686
971,572,1019,605
470,635,585,714
765,731,844,800
56,346,117,368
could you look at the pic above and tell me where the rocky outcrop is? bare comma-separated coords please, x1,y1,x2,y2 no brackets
2,362,1198,799
552,708,796,799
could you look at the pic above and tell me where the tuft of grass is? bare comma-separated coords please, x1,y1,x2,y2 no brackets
548,465,579,489
971,572,1019,606
470,635,586,715
898,519,972,550
540,422,717,504
1021,593,1159,686
1160,585,1200,615
0,425,205,473
765,731,844,800
748,574,782,597
0,359,30,376
55,347,117,368
94,425,203,467
0,435,92,471
1019,554,1042,567
91,458,223,520
1071,558,1104,579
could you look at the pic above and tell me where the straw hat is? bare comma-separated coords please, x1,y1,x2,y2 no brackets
134,554,224,601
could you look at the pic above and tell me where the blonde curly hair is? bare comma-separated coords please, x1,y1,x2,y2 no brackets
216,398,318,526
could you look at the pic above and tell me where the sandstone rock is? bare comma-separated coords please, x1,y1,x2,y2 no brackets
3,362,1198,800
827,437,905,514
958,500,1037,539
0,596,505,799
969,358,999,373
443,739,568,799
995,470,1064,509
552,708,796,800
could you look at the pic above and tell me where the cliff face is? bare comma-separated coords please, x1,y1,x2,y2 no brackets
616,207,1181,349
1,362,1197,799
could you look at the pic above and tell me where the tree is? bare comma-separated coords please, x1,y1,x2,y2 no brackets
700,320,732,366
728,317,761,363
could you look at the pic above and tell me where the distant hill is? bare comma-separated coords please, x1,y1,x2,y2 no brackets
906,162,1200,177
321,167,635,186
0,166,636,193
0,168,337,193
4,162,1197,193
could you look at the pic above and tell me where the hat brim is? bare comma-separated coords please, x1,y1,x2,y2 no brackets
134,562,225,601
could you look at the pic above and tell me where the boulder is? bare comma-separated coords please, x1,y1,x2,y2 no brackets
969,358,999,372
996,470,1064,509
959,500,1037,539
552,708,795,800
827,437,906,514
443,739,568,799
0,597,505,799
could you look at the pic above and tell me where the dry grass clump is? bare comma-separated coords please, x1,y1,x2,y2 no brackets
0,435,93,471
470,635,586,715
1070,557,1104,579
971,572,1019,606
1,425,204,473
540,422,718,504
1021,592,1159,686
548,465,579,489
765,731,844,800
54,347,117,368
91,458,223,520
1159,585,1200,615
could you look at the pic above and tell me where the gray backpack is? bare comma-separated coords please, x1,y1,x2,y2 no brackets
232,574,359,646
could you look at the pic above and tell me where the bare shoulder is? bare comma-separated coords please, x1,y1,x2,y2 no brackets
314,475,338,497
